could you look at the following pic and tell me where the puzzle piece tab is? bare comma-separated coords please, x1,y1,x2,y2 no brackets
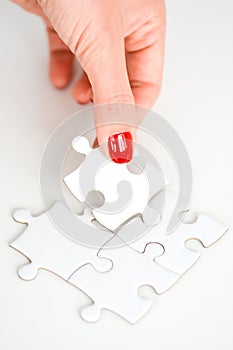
10,202,113,281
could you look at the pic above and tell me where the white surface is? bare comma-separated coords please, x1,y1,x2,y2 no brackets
68,235,179,324
10,203,112,280
0,1,233,350
65,136,164,230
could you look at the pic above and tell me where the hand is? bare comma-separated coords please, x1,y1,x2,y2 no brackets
12,0,166,162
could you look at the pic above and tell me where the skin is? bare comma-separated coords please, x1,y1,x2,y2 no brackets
11,0,166,145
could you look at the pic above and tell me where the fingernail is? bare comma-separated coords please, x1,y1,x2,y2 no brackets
108,132,133,163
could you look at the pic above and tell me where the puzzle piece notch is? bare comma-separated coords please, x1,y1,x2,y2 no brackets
10,203,113,281
68,227,180,323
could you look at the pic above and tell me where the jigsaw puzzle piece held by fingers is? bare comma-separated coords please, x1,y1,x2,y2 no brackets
64,136,167,231
10,202,113,281
92,162,165,230
68,222,179,323
128,191,227,275
91,180,160,232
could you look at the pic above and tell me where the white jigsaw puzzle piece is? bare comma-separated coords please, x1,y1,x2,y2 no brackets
92,164,164,230
10,202,113,281
124,191,227,275
68,224,180,324
65,137,150,203
72,136,93,155
64,136,167,231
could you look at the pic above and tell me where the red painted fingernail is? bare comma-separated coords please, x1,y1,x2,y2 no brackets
108,132,133,164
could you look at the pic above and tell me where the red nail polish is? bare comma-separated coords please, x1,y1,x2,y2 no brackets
108,132,133,164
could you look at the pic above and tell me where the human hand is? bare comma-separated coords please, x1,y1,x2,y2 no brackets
12,0,166,162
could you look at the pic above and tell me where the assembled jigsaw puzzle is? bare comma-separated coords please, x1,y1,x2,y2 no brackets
10,136,228,324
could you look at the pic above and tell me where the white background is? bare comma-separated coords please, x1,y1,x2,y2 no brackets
0,1,233,349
